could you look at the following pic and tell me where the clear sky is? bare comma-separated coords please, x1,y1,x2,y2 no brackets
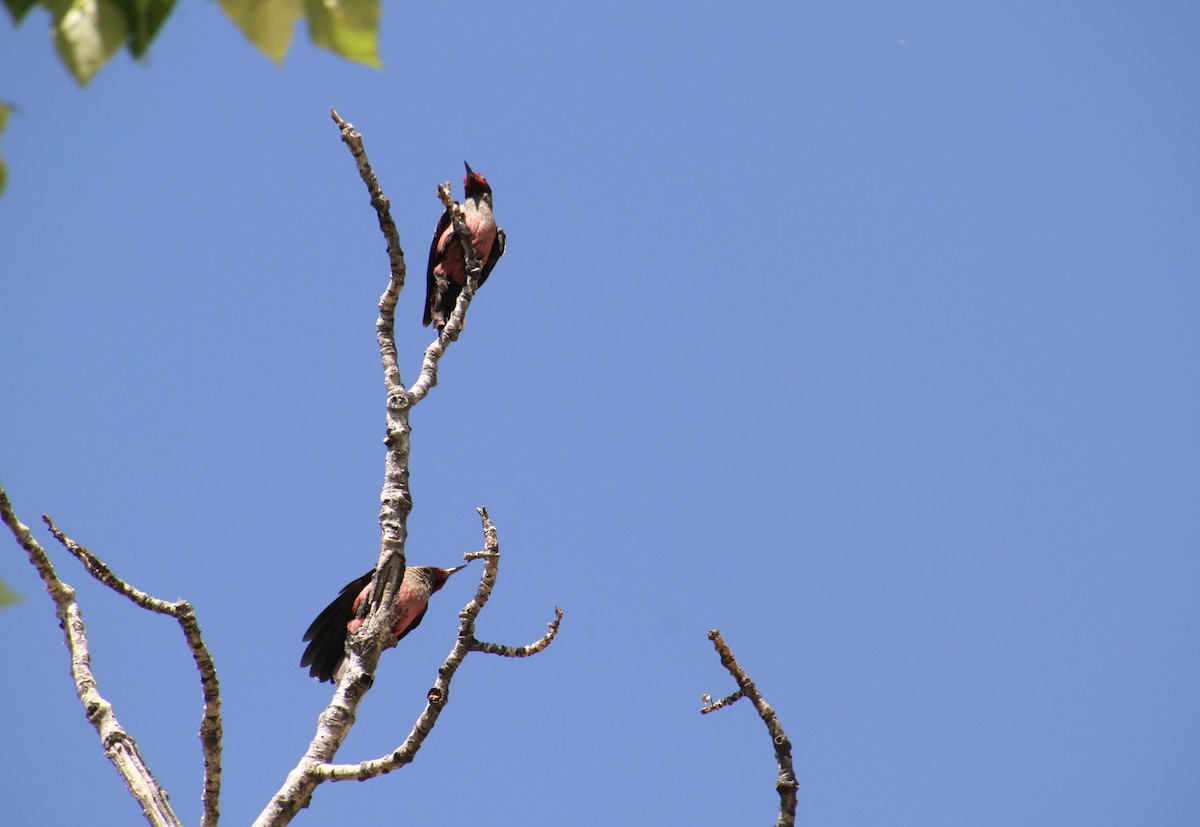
2,2,1197,825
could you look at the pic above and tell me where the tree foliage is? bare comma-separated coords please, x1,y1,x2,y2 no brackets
3,0,380,85
1,0,381,192
0,575,19,608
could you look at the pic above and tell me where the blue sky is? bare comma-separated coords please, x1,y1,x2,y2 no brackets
2,2,1198,824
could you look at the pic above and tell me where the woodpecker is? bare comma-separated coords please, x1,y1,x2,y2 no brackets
424,161,505,331
301,564,468,683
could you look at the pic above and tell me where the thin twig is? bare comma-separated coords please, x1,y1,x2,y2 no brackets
407,184,482,404
41,515,224,827
700,687,747,713
469,607,563,658
432,183,482,340
0,483,182,827
703,629,798,827
329,107,407,323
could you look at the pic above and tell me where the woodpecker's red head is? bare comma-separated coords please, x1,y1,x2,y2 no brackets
430,563,469,593
463,161,492,197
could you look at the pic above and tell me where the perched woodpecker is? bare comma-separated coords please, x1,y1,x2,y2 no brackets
301,564,468,683
424,161,505,330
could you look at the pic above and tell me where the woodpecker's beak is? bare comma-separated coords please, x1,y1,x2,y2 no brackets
463,161,474,176
445,563,469,576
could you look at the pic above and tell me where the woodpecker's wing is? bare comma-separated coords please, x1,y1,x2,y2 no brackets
301,569,375,683
424,209,454,327
477,226,506,288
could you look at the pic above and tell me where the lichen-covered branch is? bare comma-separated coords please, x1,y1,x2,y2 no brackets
0,483,182,827
41,515,224,827
328,107,407,319
254,111,420,827
316,508,561,782
253,113,499,827
699,687,746,713
702,629,798,827
257,116,554,825
329,107,411,625
470,606,563,658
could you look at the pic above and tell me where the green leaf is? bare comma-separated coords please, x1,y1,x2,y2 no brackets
0,577,21,609
111,0,176,58
46,0,131,86
3,0,40,24
219,0,304,64
305,0,380,68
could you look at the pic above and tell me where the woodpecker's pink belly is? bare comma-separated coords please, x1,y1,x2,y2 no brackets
395,577,428,637
435,219,497,287
345,578,427,637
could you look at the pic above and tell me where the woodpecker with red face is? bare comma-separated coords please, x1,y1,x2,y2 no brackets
301,564,468,683
424,161,505,331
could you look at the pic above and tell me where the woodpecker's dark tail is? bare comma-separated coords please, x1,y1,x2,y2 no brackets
301,569,375,683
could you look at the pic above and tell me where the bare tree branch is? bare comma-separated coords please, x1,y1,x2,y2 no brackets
702,629,798,827
407,184,482,403
255,112,549,827
41,515,224,827
8,113,552,827
699,687,746,713
0,483,182,827
317,508,561,782
470,606,563,658
329,107,411,631
329,107,407,310
253,109,422,827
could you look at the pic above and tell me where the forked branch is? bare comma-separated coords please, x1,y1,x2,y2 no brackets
252,110,427,827
253,113,557,827
316,508,561,782
42,515,224,827
0,483,184,827
702,629,798,827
